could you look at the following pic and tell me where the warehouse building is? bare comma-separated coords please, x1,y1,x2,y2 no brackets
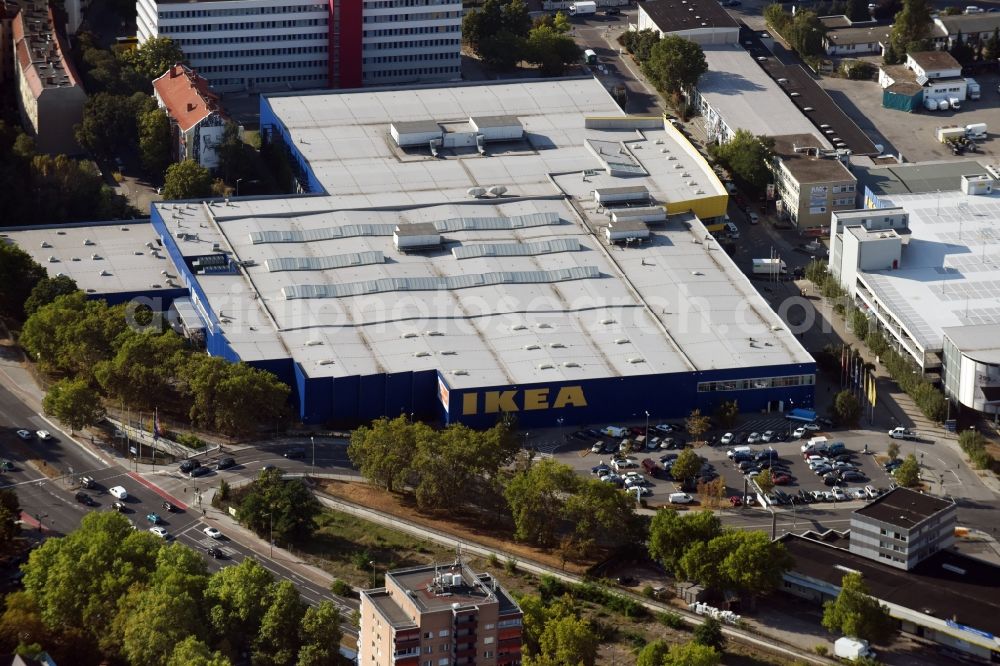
830,161,1000,416
138,78,815,427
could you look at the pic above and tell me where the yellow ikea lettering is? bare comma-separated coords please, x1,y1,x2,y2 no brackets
523,388,549,411
484,390,519,413
552,386,587,408
460,385,588,415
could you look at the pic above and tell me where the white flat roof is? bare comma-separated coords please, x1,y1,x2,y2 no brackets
858,190,1000,352
156,194,811,388
263,78,727,204
699,45,829,145
0,221,180,294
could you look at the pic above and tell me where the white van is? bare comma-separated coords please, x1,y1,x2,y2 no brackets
725,221,740,239
603,425,627,438
800,436,828,453
727,446,752,459
109,486,128,500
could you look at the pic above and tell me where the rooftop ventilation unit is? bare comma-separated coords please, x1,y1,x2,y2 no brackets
614,338,630,344
306,340,323,346
440,350,457,355
538,363,555,370
627,357,645,364
524,344,541,350
426,331,444,336
401,332,418,339
599,318,615,325
414,351,431,358
549,342,566,348
511,324,527,331
452,369,469,376
40,241,51,248
317,359,335,366
562,362,580,368
83,239,94,246
467,187,487,198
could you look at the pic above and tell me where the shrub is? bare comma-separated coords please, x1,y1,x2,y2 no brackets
331,579,354,597
176,432,205,449
642,585,655,598
814,645,829,656
504,557,518,574
658,611,687,629
351,551,372,570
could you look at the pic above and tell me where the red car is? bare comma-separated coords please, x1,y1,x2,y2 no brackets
729,495,743,507
773,473,792,485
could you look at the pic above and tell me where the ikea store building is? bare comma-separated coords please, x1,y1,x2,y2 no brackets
17,77,817,429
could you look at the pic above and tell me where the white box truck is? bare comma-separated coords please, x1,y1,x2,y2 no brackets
966,122,988,139
570,1,597,14
965,77,981,100
752,258,787,276
834,637,876,660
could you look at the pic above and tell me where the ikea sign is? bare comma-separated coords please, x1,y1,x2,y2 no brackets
460,386,587,415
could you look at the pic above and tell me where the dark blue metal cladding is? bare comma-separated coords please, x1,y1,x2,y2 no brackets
411,370,439,419
294,362,336,424
87,288,188,308
384,371,413,418
259,96,326,194
441,363,816,429
358,374,387,422
331,375,360,421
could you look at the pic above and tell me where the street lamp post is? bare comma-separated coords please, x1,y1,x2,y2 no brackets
235,178,244,197
369,560,376,588
556,417,564,442
311,435,315,475
268,511,274,558
644,410,650,445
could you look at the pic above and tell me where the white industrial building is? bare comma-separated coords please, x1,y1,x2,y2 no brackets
831,162,1000,416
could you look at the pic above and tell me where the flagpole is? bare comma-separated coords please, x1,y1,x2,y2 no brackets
152,408,158,468
138,411,143,467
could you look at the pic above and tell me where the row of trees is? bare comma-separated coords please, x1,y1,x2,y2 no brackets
0,119,134,227
648,509,791,598
463,0,582,75
885,0,932,64
764,5,827,58
19,286,289,437
3,513,343,666
620,30,708,113
958,429,998,471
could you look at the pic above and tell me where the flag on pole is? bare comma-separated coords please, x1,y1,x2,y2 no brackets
153,409,162,441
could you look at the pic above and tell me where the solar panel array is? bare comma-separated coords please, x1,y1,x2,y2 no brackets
281,266,601,300
452,238,580,260
265,251,385,272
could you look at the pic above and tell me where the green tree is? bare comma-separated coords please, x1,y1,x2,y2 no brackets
463,0,531,69
42,378,105,433
849,308,870,340
163,159,213,200
21,512,162,650
167,636,233,666
177,355,289,436
822,572,896,644
670,449,703,490
205,559,276,656
641,35,708,94
685,408,711,442
23,275,78,318
637,639,671,666
138,108,172,177
253,580,306,666
621,29,660,62
648,509,722,575
983,27,1000,60
297,602,343,666
0,592,51,660
887,440,900,461
349,415,429,492
526,25,582,76
714,400,739,428
563,478,637,557
785,10,827,56
217,122,253,184
949,30,976,64
889,0,932,57
678,530,792,596
0,243,47,320
709,129,774,191
75,93,136,159
894,453,920,487
122,582,206,665
664,641,721,666
764,3,792,31
238,468,321,545
834,390,862,427
0,489,22,552
755,468,775,496
129,37,186,81
505,458,579,547
535,614,598,666
693,617,725,650
95,330,186,407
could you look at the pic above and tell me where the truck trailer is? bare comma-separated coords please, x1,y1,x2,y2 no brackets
834,637,876,660
570,1,597,14
752,258,787,276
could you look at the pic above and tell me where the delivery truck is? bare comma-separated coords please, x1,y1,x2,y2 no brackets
834,637,876,660
752,258,787,276
570,1,597,14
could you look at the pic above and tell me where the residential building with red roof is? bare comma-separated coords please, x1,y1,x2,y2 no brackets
10,0,86,155
153,63,232,169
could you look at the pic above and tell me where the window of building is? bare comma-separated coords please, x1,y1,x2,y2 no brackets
484,651,493,658
438,630,449,638
484,637,494,645
438,659,449,666
485,623,495,630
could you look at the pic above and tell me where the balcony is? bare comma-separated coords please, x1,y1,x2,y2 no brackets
393,655,420,666
394,636,420,651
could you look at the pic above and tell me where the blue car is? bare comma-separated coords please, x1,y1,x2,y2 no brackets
146,513,162,525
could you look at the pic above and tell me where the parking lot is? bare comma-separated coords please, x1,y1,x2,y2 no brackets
551,417,902,509
819,71,1000,163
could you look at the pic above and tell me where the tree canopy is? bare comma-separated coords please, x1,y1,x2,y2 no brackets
641,35,707,94
163,159,214,200
525,25,582,76
677,530,792,597
42,378,106,433
0,242,47,320
23,275,78,318
139,108,173,177
894,453,921,487
834,390,862,427
709,129,774,192
888,0,932,57
822,572,896,644
648,509,722,576
463,0,532,69
238,468,322,546
670,449,703,490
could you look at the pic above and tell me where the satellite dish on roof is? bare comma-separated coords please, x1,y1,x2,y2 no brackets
487,185,508,197
467,187,486,198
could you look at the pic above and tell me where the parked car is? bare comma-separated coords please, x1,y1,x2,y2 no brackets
729,495,743,507
590,442,604,454
112,501,127,512
793,426,808,438
831,487,848,502
203,527,223,539
747,432,761,444
109,486,128,500
74,492,96,506
207,546,225,559
15,430,32,441
179,460,201,474
720,432,735,445
284,447,305,459
668,492,694,504
146,513,163,525
216,457,236,470
149,527,170,539
162,501,177,512
35,430,53,441
0,460,15,472
761,430,775,442
841,471,866,482
79,476,95,489
773,473,792,485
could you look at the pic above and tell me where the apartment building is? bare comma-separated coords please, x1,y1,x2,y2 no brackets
849,487,957,570
153,63,232,169
360,562,522,666
11,0,86,155
136,0,461,92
